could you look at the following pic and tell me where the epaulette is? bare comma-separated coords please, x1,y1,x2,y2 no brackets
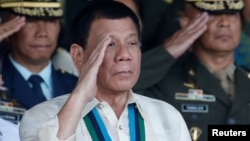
59,69,67,74
239,65,250,79
58,68,73,75
245,71,250,79
56,68,79,77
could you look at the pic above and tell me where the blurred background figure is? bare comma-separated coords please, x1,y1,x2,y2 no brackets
0,15,25,141
234,0,250,70
0,0,78,111
0,13,26,125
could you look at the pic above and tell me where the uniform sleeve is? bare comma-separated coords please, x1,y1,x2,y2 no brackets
38,117,76,141
19,96,78,141
20,111,76,141
133,45,175,92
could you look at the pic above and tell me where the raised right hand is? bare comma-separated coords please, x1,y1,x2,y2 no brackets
0,16,25,42
164,12,209,59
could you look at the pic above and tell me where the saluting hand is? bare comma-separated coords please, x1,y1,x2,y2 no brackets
0,16,25,42
164,12,209,59
57,35,112,139
74,35,111,101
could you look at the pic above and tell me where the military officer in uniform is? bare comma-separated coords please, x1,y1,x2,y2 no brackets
0,0,78,110
136,0,250,141
0,6,26,124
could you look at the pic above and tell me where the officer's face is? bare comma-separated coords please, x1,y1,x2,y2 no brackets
7,14,60,68
86,18,141,93
185,4,241,53
199,12,241,52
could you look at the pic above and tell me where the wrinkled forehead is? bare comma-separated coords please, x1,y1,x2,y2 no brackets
90,17,139,37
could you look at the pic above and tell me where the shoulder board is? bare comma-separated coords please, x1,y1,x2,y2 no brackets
239,65,250,79
55,68,79,76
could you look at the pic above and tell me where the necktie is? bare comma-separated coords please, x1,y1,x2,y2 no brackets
28,75,46,101
213,70,234,100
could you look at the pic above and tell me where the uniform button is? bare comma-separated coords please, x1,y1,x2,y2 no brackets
191,114,198,119
119,125,123,130
227,118,235,124
99,104,104,109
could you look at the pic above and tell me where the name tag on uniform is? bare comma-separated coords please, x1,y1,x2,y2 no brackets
181,104,208,113
175,89,216,102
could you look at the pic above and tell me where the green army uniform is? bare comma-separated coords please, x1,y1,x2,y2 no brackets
133,1,250,141
132,0,185,90
133,45,176,91
139,52,250,141
139,0,183,52
133,9,186,90
133,0,184,92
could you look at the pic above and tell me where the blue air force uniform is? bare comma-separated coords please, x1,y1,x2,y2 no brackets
1,56,78,109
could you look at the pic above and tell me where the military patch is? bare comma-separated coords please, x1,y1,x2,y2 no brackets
175,92,216,102
188,89,203,95
183,82,195,89
0,101,26,124
175,89,216,102
189,126,202,141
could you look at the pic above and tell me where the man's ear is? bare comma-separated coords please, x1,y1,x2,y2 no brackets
179,16,190,28
70,43,84,71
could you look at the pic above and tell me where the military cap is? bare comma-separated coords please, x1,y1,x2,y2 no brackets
0,0,63,19
186,0,244,14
